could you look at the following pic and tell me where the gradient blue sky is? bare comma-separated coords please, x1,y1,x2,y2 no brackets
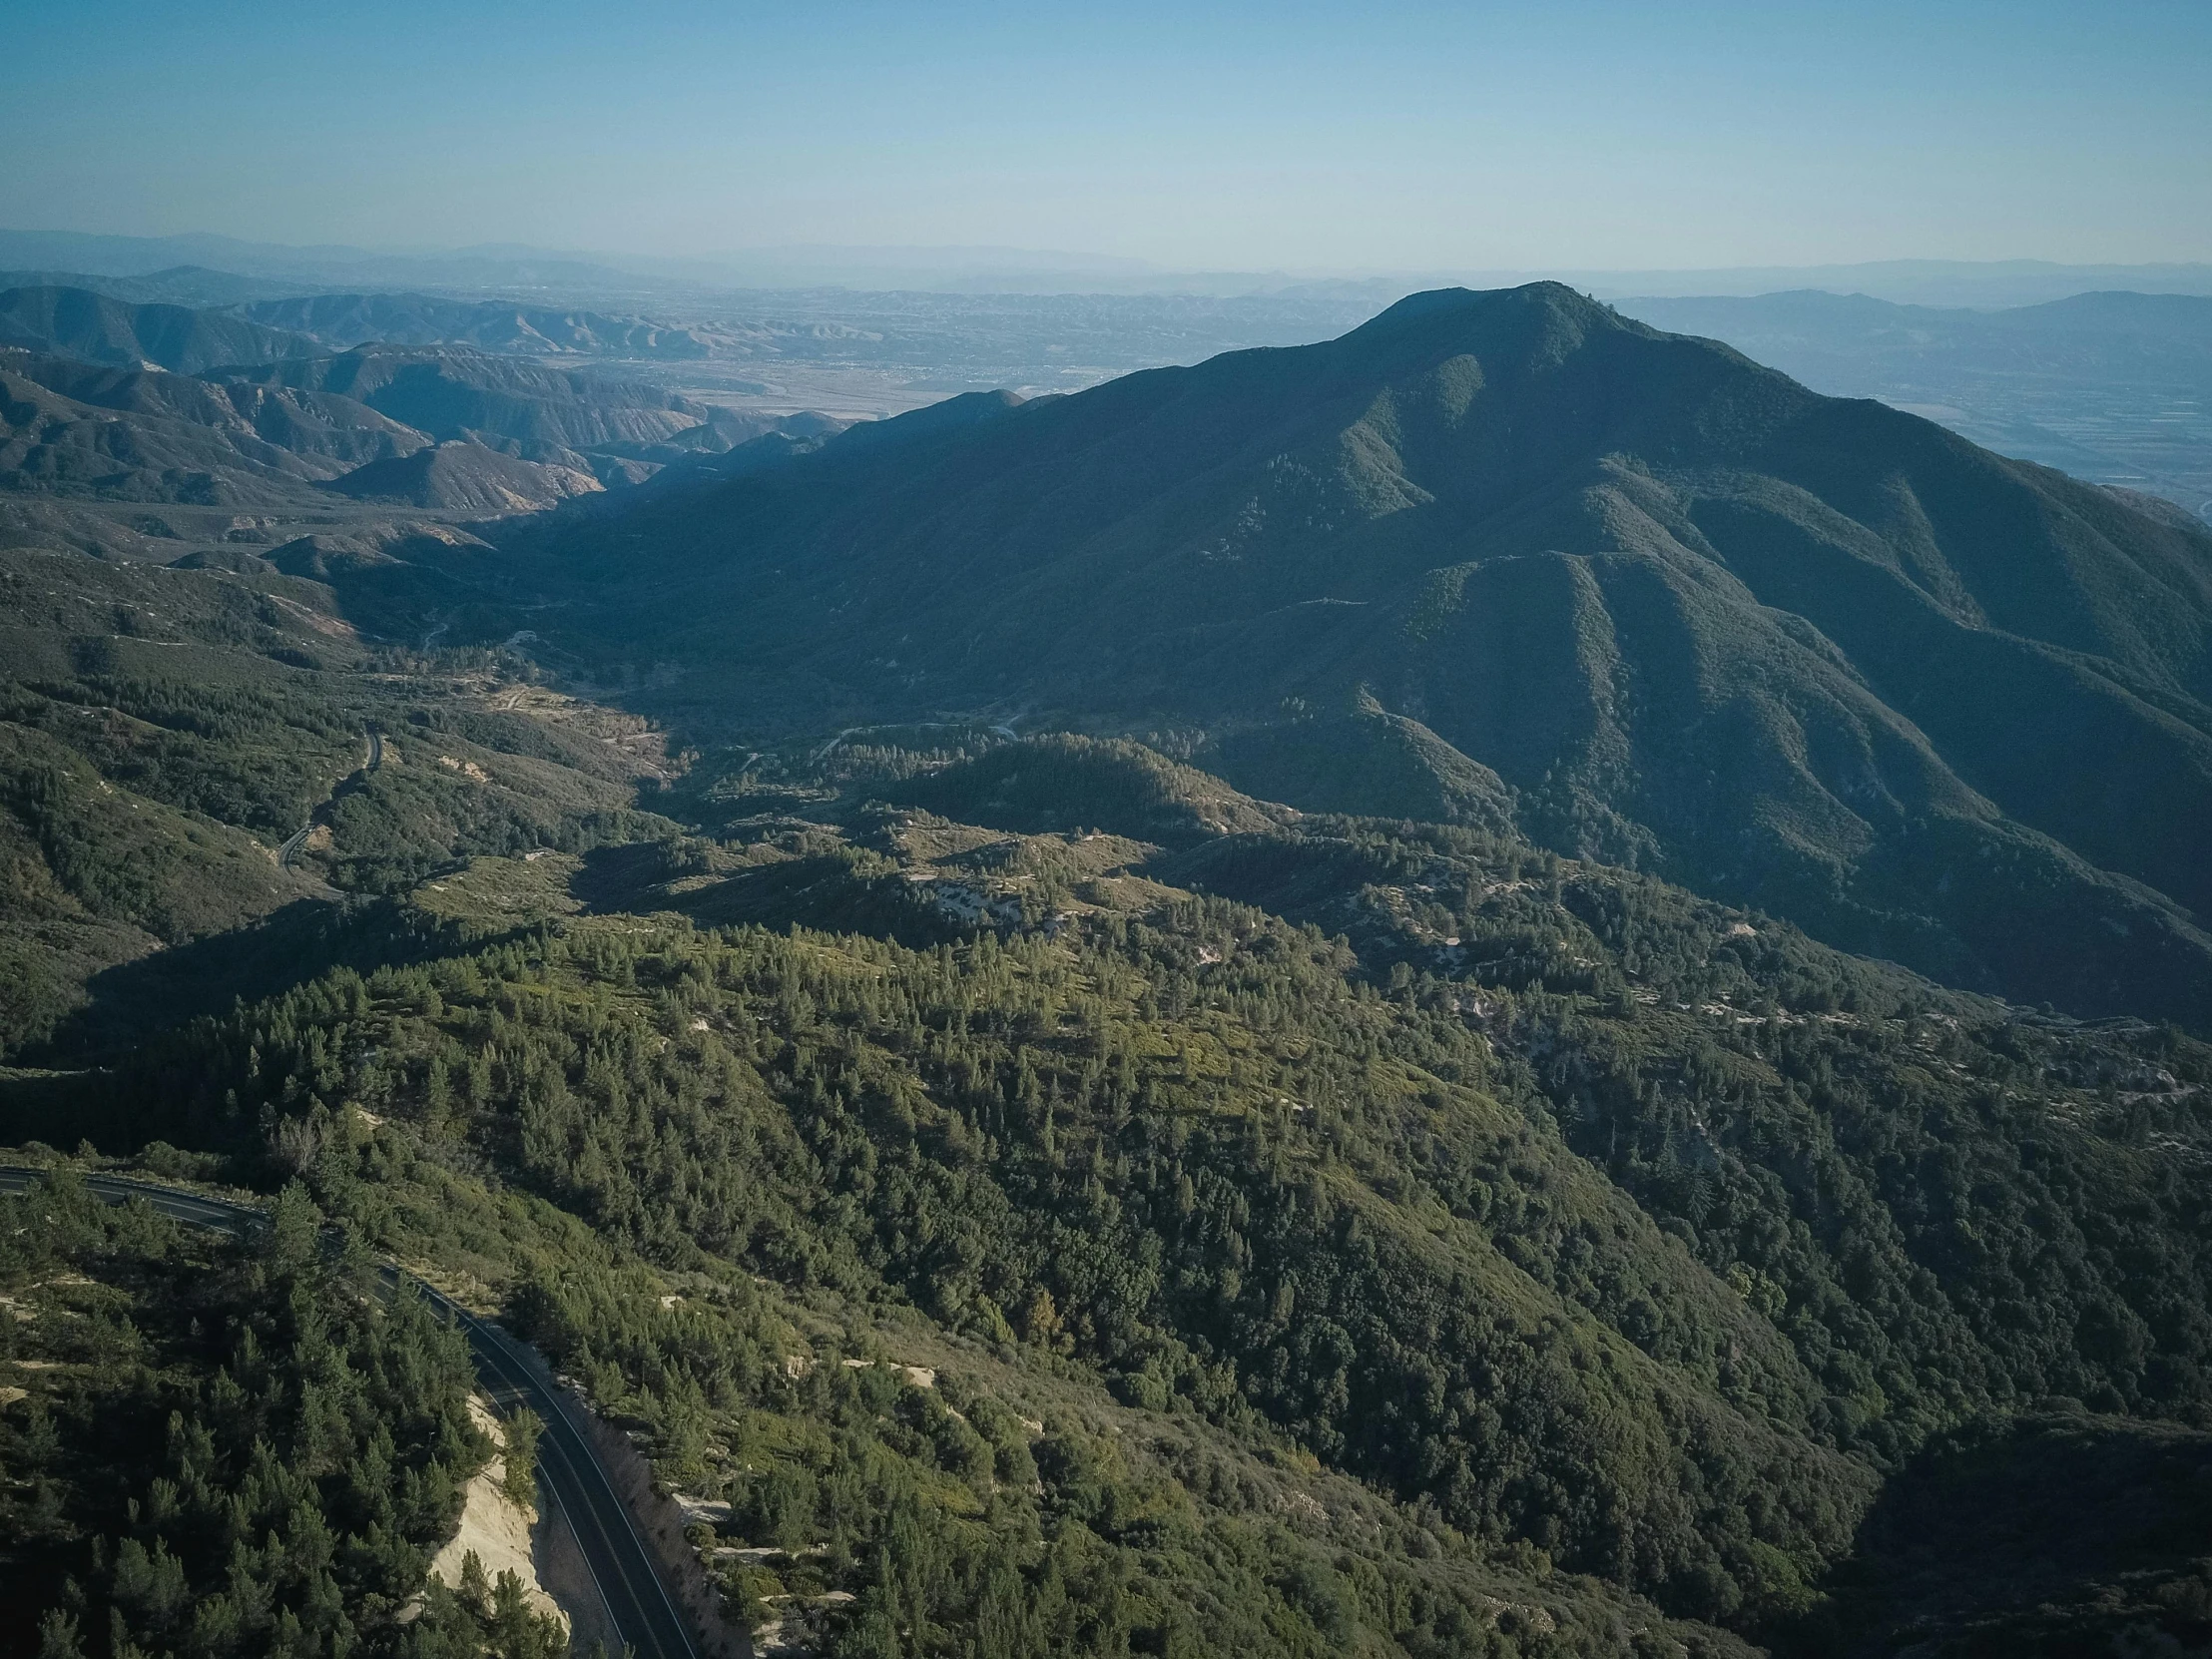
6,0,2208,273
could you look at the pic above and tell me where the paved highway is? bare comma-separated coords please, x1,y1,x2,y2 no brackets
279,728,382,869
0,1167,700,1659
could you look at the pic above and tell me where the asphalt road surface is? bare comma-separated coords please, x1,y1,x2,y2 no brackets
0,1167,700,1659
279,728,382,869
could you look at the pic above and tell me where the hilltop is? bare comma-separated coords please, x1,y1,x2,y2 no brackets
321,439,605,512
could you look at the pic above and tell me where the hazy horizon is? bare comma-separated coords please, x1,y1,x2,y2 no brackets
9,223,2212,312
19,225,2212,279
9,0,2208,275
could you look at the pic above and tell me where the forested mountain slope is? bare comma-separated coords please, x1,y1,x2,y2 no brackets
388,283,2212,1026
0,543,675,1056
0,1173,566,1659
6,713,2209,1656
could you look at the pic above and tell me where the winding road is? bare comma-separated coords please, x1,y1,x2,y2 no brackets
279,727,383,869
0,1167,700,1659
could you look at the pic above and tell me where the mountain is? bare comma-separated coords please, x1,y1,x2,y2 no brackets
0,283,322,373
0,276,725,371
1616,288,2212,512
349,283,2212,1027
5,348,426,466
0,227,644,290
243,290,717,358
0,347,427,504
6,273,2212,1659
0,287,832,531
228,345,709,450
0,265,321,307
322,438,604,512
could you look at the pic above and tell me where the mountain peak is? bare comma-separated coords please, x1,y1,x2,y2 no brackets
1362,278,1605,323
1318,280,1636,382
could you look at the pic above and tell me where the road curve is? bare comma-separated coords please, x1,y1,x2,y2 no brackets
279,727,382,870
0,1167,701,1659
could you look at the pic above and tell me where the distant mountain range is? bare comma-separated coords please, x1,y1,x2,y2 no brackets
0,284,837,508
338,283,2212,1026
6,226,2211,304
0,346,428,503
0,228,646,291
239,291,719,358
0,277,737,364
1582,260,2212,308
0,264,324,306
0,283,322,374
1623,289,2212,396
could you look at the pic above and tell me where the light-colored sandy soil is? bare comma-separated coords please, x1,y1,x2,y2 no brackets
428,1396,567,1631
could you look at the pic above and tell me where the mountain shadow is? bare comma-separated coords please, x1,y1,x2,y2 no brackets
1804,1408,2212,1655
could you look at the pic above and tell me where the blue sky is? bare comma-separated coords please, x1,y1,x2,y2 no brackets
5,0,2207,272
